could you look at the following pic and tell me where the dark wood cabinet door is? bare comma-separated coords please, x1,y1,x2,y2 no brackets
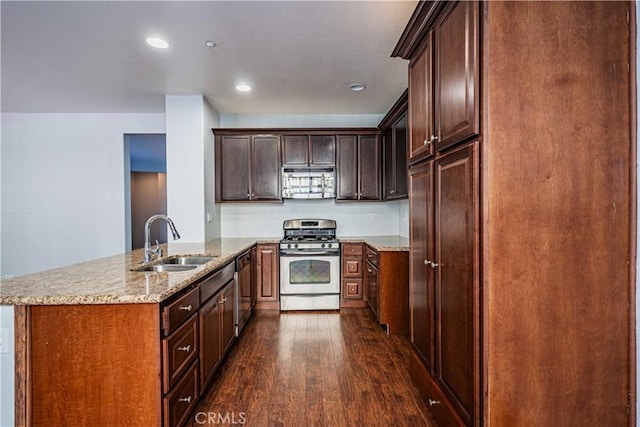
219,135,250,201
383,127,394,198
409,160,435,371
336,135,359,200
282,135,309,166
358,135,381,200
256,244,279,302
435,0,479,151
434,143,478,426
250,246,257,307
309,135,335,166
393,113,408,198
408,32,434,164
251,135,281,200
221,280,236,355
199,295,222,391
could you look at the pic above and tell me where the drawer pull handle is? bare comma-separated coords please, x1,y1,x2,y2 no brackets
178,345,191,352
179,305,192,311
220,297,227,303
351,248,355,252
178,396,192,403
367,268,373,273
428,399,440,406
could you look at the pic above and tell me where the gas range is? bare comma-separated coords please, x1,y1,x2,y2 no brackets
280,219,339,254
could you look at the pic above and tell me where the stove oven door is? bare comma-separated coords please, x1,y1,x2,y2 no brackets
279,253,340,295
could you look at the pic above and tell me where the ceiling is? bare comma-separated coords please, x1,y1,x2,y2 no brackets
1,1,417,115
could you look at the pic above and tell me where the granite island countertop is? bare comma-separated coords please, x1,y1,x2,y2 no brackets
0,235,407,306
0,238,279,306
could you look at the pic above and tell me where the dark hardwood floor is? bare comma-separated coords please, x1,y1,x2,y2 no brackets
190,308,434,426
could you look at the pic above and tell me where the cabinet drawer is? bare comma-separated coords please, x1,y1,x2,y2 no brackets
343,278,363,299
342,243,363,255
163,315,199,393
163,360,200,427
342,256,363,278
365,246,379,267
200,261,235,304
163,287,200,336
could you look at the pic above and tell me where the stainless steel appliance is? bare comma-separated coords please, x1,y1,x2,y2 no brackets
282,168,335,199
234,249,253,336
279,219,340,310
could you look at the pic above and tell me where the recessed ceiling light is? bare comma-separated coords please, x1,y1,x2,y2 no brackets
350,83,366,92
205,40,216,48
146,37,169,49
236,84,252,92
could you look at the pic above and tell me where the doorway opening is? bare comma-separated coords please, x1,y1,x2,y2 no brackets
124,134,167,251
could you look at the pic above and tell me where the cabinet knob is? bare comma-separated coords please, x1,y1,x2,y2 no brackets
220,297,227,303
431,262,439,269
178,396,192,403
428,399,440,406
179,305,192,311
423,139,428,146
424,259,430,266
429,135,439,143
367,268,373,273
178,345,191,352
389,190,396,194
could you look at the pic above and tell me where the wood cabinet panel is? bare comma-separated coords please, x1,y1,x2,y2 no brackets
409,160,435,370
218,135,251,201
256,243,279,304
435,1,479,151
341,243,366,306
383,111,408,200
358,135,381,200
163,361,199,427
282,135,309,166
199,293,222,391
310,135,335,165
434,144,478,425
336,135,358,200
220,280,236,355
28,304,162,426
163,314,199,394
251,135,281,200
365,260,379,319
408,32,434,163
343,257,363,278
162,287,200,336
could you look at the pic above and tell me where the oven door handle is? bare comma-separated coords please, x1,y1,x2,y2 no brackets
280,250,340,256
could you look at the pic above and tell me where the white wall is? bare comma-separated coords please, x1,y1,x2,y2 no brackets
221,199,407,238
165,96,220,243
0,112,165,427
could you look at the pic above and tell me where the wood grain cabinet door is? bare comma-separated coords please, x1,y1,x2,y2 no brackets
199,295,222,391
434,142,479,426
408,31,434,164
251,135,281,200
358,135,381,200
409,159,435,372
435,0,479,151
310,135,335,166
218,135,251,201
221,280,236,355
256,244,279,302
336,135,359,200
282,135,309,166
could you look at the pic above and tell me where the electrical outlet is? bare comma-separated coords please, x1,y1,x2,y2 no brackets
0,328,8,353
206,212,213,223
370,213,376,221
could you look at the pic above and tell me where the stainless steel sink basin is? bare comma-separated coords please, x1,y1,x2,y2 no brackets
137,264,198,273
162,256,215,265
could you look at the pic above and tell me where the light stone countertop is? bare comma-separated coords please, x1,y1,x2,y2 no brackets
339,235,409,252
0,238,279,306
0,235,407,306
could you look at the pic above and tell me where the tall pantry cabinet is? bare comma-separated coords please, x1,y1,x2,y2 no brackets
395,1,635,426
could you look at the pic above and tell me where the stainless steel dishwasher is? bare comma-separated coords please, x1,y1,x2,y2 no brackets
235,249,253,336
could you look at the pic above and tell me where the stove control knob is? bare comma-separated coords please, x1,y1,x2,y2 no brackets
287,243,292,249
321,243,326,248
294,243,298,249
327,243,332,248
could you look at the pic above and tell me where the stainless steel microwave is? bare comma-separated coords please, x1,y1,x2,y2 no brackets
282,167,335,199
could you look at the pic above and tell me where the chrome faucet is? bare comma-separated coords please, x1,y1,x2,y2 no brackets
143,214,181,263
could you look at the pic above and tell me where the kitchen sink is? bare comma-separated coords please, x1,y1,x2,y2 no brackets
162,256,215,265
137,264,198,273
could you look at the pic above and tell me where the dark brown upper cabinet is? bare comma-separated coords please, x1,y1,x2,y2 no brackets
282,135,335,167
336,134,381,201
215,134,281,202
379,90,409,200
405,1,479,164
